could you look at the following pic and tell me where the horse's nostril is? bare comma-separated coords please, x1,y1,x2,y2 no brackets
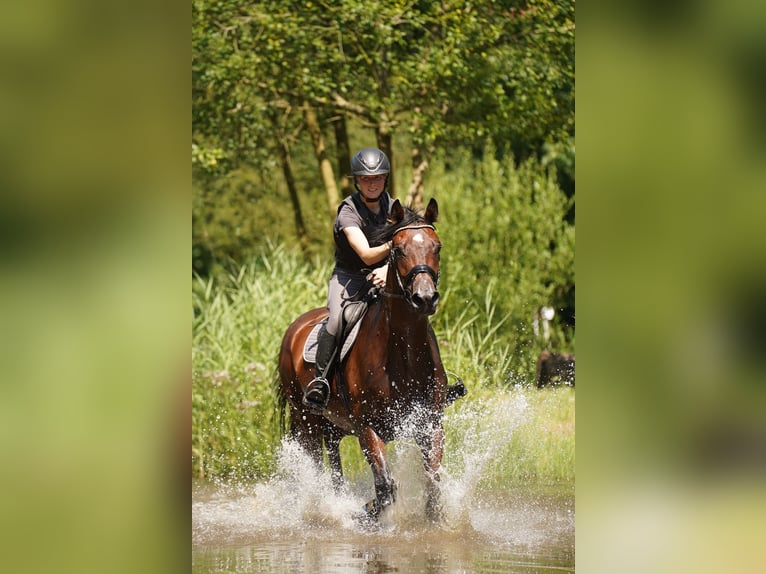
410,290,440,314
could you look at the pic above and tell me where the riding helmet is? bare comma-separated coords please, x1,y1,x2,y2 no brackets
351,148,390,176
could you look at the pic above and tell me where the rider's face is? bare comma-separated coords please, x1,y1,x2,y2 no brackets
357,175,386,198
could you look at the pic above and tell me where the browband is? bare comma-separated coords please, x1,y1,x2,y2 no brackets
392,224,435,236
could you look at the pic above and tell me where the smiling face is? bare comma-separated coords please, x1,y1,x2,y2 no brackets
356,174,387,202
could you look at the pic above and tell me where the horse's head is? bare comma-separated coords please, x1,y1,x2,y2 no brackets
387,198,441,315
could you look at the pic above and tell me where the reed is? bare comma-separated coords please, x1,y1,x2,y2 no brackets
192,244,332,479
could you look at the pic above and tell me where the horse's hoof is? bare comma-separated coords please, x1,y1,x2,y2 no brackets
446,380,467,405
365,499,381,516
352,499,382,529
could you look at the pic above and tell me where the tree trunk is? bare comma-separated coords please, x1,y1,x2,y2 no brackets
272,120,308,253
305,102,341,218
405,146,429,209
332,115,353,198
376,129,395,198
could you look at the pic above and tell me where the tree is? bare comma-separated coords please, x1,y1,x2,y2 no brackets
192,0,575,261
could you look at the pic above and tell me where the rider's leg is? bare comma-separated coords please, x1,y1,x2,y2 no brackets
302,272,363,413
302,323,337,411
302,274,346,412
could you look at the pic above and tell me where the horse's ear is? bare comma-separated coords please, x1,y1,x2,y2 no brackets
389,199,405,224
425,198,439,224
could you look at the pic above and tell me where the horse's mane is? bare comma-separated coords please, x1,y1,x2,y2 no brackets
365,206,430,247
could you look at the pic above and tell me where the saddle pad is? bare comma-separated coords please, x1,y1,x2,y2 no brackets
302,320,363,365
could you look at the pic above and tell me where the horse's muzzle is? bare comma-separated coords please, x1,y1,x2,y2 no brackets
408,283,440,315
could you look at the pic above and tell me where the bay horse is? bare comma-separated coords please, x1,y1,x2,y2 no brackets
277,198,448,522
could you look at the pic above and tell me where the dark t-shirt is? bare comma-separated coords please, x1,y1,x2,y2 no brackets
333,192,392,273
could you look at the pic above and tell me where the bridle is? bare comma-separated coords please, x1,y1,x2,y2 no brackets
385,224,440,302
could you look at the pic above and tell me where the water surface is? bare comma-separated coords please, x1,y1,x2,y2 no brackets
193,394,574,573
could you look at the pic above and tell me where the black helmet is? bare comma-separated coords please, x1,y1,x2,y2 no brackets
351,148,390,176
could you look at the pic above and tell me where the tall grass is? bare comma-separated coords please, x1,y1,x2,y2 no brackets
429,148,575,379
193,153,574,484
192,243,332,479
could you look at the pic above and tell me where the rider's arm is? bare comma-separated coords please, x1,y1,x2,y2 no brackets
343,226,391,266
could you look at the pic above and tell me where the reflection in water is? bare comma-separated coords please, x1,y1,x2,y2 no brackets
193,395,574,573
194,532,573,573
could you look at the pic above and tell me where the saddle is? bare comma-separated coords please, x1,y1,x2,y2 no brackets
302,288,379,365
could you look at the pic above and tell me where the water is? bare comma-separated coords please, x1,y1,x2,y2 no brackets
192,395,574,573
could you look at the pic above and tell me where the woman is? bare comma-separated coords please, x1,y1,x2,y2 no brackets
302,147,394,412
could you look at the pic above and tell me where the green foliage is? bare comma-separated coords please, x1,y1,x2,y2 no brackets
192,156,334,275
192,0,575,281
193,0,573,153
429,148,575,385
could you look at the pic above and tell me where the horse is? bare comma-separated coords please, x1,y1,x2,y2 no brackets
277,197,449,522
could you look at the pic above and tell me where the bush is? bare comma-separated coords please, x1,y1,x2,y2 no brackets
429,148,575,385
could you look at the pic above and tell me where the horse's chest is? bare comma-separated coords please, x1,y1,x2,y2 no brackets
364,351,432,401
346,332,433,419
389,338,431,373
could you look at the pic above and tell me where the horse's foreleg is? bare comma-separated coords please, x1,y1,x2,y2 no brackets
358,426,397,518
423,334,448,522
323,423,344,491
416,423,445,522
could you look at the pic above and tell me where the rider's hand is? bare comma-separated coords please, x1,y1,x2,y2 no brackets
367,265,387,288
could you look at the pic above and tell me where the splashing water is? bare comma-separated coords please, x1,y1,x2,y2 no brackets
444,393,530,509
192,440,366,545
193,392,573,565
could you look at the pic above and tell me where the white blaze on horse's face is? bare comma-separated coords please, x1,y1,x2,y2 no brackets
412,232,425,244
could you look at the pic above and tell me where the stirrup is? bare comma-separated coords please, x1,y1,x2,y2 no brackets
302,376,330,412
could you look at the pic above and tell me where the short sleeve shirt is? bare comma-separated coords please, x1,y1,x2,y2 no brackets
333,192,392,273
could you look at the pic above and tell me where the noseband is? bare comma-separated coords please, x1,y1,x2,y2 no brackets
387,224,440,301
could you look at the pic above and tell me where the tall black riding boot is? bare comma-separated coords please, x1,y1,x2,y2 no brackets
302,325,337,413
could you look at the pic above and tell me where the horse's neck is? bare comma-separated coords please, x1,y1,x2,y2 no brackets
357,298,432,384
385,262,400,299
380,297,430,341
